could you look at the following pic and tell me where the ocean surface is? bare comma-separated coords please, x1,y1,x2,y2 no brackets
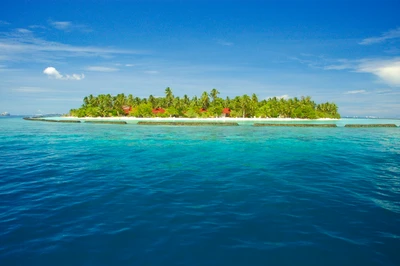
1,117,400,266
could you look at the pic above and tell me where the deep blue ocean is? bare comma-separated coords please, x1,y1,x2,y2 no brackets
1,117,400,266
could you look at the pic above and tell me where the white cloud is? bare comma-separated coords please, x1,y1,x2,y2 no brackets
16,28,32,34
44,67,63,79
360,27,400,45
356,58,400,86
29,25,46,30
374,89,400,96
86,66,119,72
43,67,84,80
68,74,85,80
320,55,400,86
125,64,134,67
50,21,71,30
344,90,366,94
0,31,145,63
49,20,91,32
324,63,354,70
0,20,10,25
144,70,159,74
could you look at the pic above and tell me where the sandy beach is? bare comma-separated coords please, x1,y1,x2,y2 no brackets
62,116,339,122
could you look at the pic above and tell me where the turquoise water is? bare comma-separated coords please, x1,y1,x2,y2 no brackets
1,117,400,265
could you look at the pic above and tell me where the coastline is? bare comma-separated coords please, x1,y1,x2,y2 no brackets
24,116,400,127
62,116,340,122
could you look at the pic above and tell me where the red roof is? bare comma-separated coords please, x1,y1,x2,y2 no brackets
222,108,231,114
152,108,166,114
122,106,132,114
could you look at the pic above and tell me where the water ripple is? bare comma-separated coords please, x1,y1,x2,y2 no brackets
0,119,399,265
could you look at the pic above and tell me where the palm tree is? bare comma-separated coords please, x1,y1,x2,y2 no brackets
173,96,181,109
224,96,231,108
165,87,174,107
112,93,126,116
88,94,97,107
83,96,89,107
190,96,199,108
127,94,135,107
183,94,190,106
238,94,251,118
250,93,259,117
148,95,156,108
209,88,220,105
201,91,210,109
71,91,340,119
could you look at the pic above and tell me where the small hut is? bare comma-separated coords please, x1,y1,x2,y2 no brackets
222,108,231,117
122,105,132,115
152,107,166,115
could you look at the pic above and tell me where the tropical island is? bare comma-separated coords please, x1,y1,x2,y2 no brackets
69,88,340,119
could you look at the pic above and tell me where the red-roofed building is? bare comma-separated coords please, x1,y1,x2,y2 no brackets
122,105,132,115
152,107,166,115
222,108,231,117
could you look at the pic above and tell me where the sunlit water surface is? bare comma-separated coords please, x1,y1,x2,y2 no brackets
1,117,399,265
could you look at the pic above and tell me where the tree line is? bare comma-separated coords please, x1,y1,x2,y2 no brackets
69,87,340,119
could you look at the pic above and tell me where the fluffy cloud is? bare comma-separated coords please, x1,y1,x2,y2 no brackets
43,67,84,80
360,27,400,45
357,59,400,86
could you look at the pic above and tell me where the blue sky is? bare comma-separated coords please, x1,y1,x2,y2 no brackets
0,0,399,116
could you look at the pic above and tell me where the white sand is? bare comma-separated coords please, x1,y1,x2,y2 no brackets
63,116,339,122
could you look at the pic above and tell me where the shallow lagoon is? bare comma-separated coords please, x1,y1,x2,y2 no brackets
1,117,399,265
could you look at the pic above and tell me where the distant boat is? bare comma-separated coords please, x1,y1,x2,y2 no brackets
1,112,10,116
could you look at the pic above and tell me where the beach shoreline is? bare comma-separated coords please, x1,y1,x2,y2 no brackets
61,116,340,122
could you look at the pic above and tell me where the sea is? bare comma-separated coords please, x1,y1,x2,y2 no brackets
1,116,399,266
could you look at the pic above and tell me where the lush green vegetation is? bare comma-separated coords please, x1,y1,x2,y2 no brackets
69,88,340,119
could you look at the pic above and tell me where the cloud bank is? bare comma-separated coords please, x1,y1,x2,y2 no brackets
43,67,84,80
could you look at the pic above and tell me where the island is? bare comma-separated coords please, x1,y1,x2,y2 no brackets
69,88,340,119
